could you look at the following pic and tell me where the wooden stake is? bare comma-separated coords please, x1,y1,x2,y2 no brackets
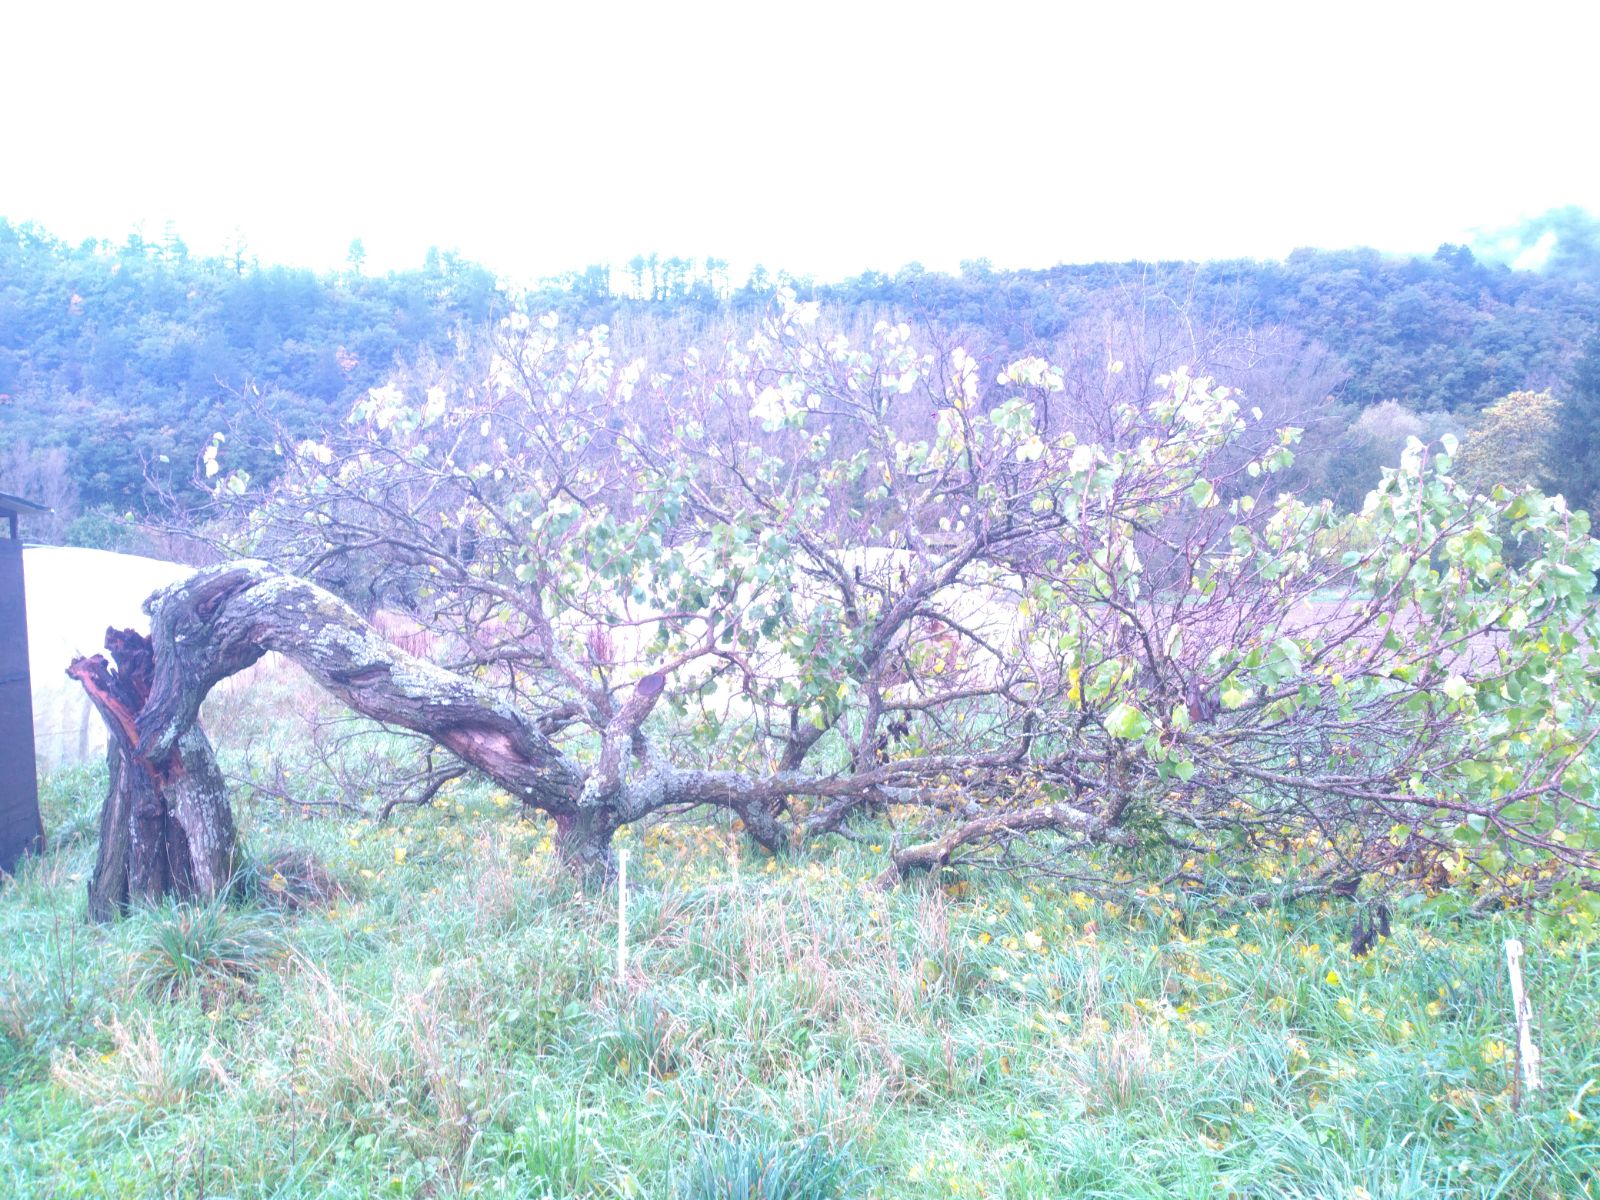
1504,939,1541,1107
616,848,630,986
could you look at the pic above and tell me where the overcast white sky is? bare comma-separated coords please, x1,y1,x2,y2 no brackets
3,0,1597,282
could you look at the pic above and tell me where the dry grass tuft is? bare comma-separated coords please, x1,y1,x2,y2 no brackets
278,956,396,1120
51,1015,212,1120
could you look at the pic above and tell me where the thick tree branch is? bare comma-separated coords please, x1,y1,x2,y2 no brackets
137,561,584,813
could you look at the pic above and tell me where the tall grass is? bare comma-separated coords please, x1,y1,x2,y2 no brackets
0,762,1595,1197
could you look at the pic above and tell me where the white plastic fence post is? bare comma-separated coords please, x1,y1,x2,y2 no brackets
1504,939,1541,1105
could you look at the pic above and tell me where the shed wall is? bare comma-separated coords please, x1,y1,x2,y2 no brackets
0,536,43,874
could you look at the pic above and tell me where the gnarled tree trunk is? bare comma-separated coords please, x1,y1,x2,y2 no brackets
74,560,603,917
70,629,237,922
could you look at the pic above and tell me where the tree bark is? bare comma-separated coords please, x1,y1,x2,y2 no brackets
875,801,1130,888
71,629,237,921
72,560,607,909
133,562,584,812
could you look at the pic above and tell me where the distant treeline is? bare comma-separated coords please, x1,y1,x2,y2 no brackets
1,218,1597,541
542,243,1598,415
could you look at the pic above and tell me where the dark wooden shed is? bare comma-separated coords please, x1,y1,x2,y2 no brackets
0,492,47,876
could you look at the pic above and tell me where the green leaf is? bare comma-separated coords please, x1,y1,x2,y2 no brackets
1102,702,1150,740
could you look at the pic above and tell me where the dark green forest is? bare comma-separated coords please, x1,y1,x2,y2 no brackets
2,216,1597,543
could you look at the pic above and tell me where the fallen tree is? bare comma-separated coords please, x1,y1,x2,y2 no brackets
78,298,1600,920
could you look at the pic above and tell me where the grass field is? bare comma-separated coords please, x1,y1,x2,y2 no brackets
1,766,1596,1199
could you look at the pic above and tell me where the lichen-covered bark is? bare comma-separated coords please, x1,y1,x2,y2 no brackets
85,743,133,922
875,801,1129,888
76,561,611,886
71,629,237,921
136,563,584,812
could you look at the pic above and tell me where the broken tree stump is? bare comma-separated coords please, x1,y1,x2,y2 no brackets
69,627,236,921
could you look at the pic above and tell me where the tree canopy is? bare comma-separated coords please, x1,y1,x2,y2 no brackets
1550,332,1600,515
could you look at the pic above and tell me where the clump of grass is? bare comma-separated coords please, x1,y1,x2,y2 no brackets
132,900,276,1001
504,1096,599,1198
674,1131,861,1200
0,903,111,1075
32,763,107,852
1078,1015,1154,1110
50,1014,222,1124
601,988,687,1080
278,957,399,1124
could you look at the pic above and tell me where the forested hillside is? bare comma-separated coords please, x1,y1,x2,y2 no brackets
0,221,498,529
535,243,1597,414
2,217,1597,542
